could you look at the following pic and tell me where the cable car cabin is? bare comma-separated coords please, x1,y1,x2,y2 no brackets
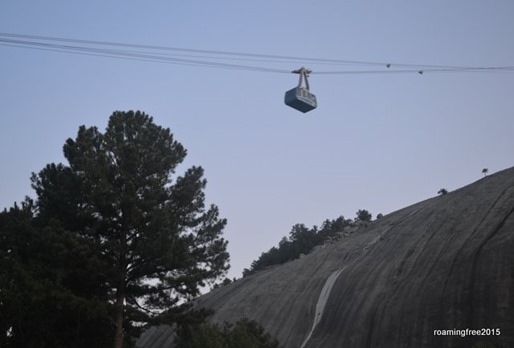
284,87,317,113
284,67,317,113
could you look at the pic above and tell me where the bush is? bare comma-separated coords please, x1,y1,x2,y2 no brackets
176,318,281,348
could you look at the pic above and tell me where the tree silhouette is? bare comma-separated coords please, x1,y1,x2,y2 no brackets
29,111,229,348
355,209,372,222
482,168,489,177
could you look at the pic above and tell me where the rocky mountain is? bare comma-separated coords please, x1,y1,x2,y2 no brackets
138,166,514,348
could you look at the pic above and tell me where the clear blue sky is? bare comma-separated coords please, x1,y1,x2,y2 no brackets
2,1,513,280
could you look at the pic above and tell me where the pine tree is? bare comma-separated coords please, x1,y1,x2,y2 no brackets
31,111,230,348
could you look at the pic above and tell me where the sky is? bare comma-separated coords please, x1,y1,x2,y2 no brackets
1,1,514,280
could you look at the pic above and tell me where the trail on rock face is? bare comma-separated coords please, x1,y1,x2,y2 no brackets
300,267,345,348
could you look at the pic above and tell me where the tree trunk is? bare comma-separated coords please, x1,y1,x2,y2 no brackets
115,220,128,348
114,289,124,348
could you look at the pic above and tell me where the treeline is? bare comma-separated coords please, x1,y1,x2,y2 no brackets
242,210,372,277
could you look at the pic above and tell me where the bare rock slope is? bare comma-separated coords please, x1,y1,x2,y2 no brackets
139,167,514,348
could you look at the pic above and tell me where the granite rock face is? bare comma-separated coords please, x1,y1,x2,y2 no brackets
138,167,514,348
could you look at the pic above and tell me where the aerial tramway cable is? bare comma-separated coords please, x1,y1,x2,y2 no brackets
2,32,513,75
2,32,513,113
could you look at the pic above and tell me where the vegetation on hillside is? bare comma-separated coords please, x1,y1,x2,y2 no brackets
243,210,373,278
176,318,281,348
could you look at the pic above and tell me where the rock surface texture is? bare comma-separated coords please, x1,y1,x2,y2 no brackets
138,167,514,348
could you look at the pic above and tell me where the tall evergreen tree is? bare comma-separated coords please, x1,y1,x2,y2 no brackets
30,111,230,348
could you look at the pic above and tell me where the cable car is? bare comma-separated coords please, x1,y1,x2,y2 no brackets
285,67,317,113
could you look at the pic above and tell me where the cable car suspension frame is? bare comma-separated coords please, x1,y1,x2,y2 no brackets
284,67,317,113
